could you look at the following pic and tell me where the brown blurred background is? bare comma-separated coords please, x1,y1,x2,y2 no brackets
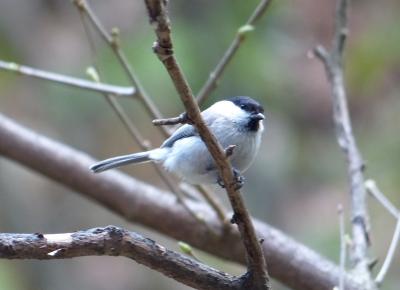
0,0,399,289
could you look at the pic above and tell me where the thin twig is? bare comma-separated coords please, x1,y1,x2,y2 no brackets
74,0,227,223
376,219,400,285
143,1,270,289
338,204,347,290
313,0,373,284
196,0,272,106
0,60,135,96
365,180,399,218
152,113,190,126
79,15,151,148
195,185,226,222
365,180,400,285
73,0,169,137
75,3,211,228
0,226,242,290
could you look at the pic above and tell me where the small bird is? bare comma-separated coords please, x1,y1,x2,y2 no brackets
90,96,265,186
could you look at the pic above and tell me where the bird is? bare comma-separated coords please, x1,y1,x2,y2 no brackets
90,96,265,187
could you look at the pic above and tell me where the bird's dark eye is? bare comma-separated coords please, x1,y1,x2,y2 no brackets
240,104,247,109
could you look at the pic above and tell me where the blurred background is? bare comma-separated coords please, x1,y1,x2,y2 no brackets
0,0,399,289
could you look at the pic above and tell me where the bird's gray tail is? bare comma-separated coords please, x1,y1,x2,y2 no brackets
90,151,151,173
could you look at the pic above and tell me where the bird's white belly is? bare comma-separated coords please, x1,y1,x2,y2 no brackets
162,129,261,185
163,137,217,184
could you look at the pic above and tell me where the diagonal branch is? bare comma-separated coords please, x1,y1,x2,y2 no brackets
365,180,400,285
0,226,242,290
73,0,168,137
0,60,135,96
313,0,373,286
143,1,270,289
196,0,272,106
73,0,226,224
0,112,365,290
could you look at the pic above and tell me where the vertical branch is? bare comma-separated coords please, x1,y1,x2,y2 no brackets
337,204,347,290
196,0,272,106
143,1,270,289
314,0,374,287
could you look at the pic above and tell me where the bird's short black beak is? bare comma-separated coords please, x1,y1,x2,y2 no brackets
250,112,265,121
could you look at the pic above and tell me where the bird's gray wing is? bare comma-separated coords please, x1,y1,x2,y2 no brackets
160,110,219,148
160,124,197,148
161,110,217,148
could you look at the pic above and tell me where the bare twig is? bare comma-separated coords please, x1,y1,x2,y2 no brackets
375,219,400,285
0,112,366,290
313,0,373,285
74,0,227,224
376,219,400,285
0,226,242,290
143,1,270,289
365,180,399,218
74,2,216,227
365,180,400,285
152,113,190,126
0,60,134,96
337,204,347,290
72,0,169,137
196,0,272,105
195,185,227,223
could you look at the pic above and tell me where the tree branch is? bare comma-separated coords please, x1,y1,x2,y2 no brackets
143,1,270,288
365,180,400,285
337,204,347,290
313,0,373,286
196,0,272,106
0,113,364,290
152,113,191,126
72,0,168,137
0,60,135,96
0,226,243,290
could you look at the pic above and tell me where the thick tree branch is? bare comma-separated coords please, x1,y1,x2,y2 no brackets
0,113,364,290
313,0,373,286
196,0,272,106
0,226,243,290
0,60,135,96
143,1,270,289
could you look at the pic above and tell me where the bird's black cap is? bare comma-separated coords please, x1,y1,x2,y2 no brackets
228,96,264,114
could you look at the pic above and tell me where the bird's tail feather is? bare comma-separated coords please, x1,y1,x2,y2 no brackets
90,151,151,173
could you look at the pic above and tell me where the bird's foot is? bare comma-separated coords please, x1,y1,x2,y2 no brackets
217,168,245,190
